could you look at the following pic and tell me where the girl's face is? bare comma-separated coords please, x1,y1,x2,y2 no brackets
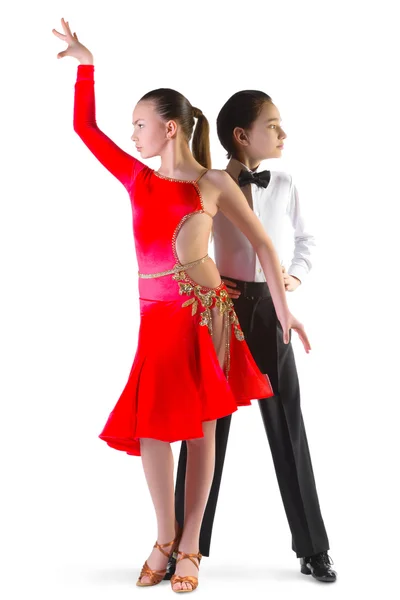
131,100,173,159
240,101,287,161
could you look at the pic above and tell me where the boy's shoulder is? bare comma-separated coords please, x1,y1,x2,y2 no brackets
270,170,294,188
269,171,295,198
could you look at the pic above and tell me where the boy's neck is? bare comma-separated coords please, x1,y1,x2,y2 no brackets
232,154,261,172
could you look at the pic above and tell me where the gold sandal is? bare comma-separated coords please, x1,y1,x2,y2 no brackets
136,537,179,587
170,550,202,593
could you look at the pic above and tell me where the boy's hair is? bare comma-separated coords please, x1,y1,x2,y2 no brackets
216,90,272,159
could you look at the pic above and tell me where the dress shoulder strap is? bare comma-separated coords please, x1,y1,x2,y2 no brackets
194,168,213,218
194,169,208,183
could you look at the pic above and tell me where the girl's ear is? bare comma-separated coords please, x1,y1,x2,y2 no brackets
166,119,178,139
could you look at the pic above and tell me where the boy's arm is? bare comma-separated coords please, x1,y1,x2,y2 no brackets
287,179,316,285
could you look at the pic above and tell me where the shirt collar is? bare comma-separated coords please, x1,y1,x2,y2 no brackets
225,157,261,182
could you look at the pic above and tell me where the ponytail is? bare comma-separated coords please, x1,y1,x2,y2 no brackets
191,107,211,169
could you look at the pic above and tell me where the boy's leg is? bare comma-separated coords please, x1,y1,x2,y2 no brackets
233,290,329,558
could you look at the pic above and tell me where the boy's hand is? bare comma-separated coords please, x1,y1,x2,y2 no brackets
222,279,241,299
282,266,301,292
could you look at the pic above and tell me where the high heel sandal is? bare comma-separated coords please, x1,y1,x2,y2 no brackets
136,536,180,587
170,550,202,593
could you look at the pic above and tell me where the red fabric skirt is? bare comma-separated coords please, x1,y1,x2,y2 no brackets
99,282,273,456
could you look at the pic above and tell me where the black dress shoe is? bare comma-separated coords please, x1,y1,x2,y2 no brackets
163,553,177,580
300,551,337,582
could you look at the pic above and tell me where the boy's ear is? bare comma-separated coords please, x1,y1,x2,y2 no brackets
233,126,249,147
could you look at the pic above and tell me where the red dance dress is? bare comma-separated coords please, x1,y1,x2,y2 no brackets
73,65,273,456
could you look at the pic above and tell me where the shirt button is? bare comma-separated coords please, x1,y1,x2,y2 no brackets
258,267,262,273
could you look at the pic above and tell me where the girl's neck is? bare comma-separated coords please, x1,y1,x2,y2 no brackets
159,143,199,177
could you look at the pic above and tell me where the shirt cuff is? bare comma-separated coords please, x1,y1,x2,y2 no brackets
76,64,94,82
288,264,309,283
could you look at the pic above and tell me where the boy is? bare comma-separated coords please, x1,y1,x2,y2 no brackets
170,91,336,583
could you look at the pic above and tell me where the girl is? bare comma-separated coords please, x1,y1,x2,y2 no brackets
52,19,310,593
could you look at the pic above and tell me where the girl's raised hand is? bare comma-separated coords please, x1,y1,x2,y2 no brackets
52,18,93,64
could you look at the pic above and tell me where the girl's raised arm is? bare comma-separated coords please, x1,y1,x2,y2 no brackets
52,18,143,190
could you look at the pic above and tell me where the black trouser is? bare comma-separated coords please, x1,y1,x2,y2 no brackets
174,277,329,559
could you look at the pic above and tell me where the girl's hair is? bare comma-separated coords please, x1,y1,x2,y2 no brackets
216,90,273,159
140,88,211,169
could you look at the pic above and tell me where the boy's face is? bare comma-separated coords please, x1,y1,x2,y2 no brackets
244,102,287,162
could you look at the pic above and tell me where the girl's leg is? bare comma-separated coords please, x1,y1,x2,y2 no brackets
138,438,176,584
172,419,217,591
173,304,226,591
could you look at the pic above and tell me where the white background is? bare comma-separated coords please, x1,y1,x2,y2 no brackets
1,0,399,598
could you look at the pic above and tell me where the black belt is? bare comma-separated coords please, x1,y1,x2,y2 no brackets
221,276,271,298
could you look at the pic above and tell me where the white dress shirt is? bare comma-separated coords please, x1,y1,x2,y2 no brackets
211,158,316,283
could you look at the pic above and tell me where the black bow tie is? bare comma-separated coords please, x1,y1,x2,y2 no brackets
238,169,271,188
